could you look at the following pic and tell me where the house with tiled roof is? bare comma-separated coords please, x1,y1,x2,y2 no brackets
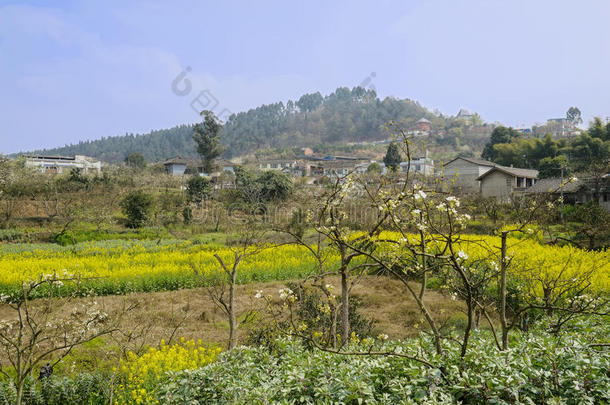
413,117,431,132
456,108,474,121
526,176,610,212
162,156,191,176
441,156,497,194
477,166,539,201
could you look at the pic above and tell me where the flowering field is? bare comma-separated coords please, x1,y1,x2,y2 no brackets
377,231,610,293
0,240,326,298
0,233,607,299
455,235,610,292
114,339,221,405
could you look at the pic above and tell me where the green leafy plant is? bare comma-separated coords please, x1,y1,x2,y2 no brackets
120,190,154,229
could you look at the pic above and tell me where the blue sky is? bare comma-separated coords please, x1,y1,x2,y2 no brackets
1,0,610,154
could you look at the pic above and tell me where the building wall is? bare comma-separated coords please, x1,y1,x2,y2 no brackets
74,156,102,172
443,159,492,194
25,157,101,174
259,161,295,171
166,164,187,176
414,123,431,131
480,171,514,200
400,158,434,176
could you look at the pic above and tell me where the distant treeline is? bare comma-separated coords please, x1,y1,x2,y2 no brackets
483,118,610,177
28,87,456,163
28,125,199,164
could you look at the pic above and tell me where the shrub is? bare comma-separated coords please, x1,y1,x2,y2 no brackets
0,375,106,405
182,206,193,225
0,229,29,243
162,320,610,404
120,190,154,228
186,176,212,204
248,282,376,349
257,171,293,202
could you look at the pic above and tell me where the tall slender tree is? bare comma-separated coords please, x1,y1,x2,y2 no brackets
193,110,224,174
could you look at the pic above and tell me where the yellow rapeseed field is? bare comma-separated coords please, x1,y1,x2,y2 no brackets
114,338,220,404
0,240,327,297
0,233,607,298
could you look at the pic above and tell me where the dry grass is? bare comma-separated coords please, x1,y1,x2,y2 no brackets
100,275,463,345
0,275,463,373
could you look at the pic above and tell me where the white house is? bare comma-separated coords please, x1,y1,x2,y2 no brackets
258,159,297,171
25,155,102,174
399,156,435,176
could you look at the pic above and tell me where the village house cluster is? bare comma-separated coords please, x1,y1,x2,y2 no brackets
19,150,609,211
442,156,610,210
16,105,608,211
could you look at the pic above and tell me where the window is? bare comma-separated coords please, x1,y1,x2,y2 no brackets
516,177,524,187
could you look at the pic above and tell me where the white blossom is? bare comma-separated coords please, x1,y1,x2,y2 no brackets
279,288,294,300
414,190,427,200
446,196,460,206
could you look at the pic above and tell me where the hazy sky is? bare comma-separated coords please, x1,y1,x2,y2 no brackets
1,0,610,154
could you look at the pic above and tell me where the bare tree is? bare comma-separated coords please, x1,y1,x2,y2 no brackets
0,275,126,405
275,201,340,347
192,218,266,349
0,160,36,227
264,123,607,376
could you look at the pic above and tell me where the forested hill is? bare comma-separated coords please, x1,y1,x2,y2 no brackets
27,87,475,163
221,87,434,157
27,125,199,164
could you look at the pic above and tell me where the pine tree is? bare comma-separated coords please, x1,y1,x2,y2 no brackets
383,142,402,172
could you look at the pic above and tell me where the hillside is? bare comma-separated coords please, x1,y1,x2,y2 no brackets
27,124,199,164
27,87,492,163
